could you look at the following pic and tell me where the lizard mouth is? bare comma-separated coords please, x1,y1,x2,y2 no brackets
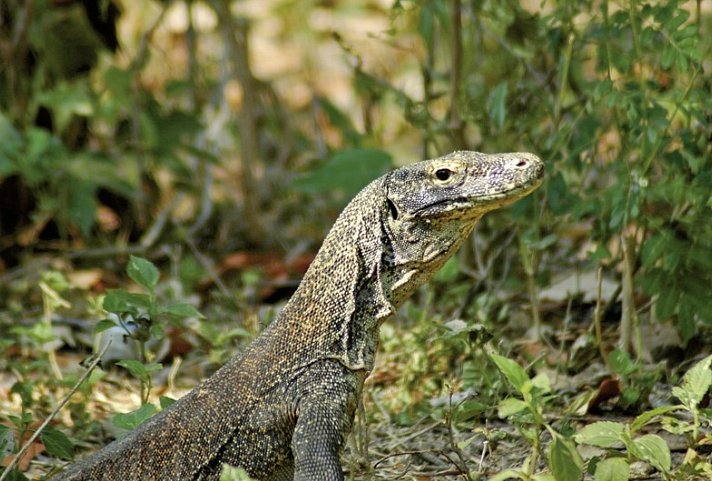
413,175,543,219
472,174,544,204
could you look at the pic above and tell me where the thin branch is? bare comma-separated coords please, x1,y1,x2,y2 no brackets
0,342,111,481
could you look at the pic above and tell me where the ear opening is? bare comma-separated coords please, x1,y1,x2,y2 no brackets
385,198,399,220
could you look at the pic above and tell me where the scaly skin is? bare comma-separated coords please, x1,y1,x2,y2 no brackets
51,151,544,481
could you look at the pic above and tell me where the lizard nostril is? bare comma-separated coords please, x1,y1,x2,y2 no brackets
516,160,527,167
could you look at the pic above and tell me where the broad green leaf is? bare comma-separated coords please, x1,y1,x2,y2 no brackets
40,426,74,461
291,148,392,199
418,2,434,45
127,256,160,291
594,457,629,481
531,372,551,393
159,396,176,410
490,353,529,392
609,349,636,376
631,405,680,432
497,398,528,418
454,400,487,423
11,382,36,409
163,303,205,319
116,360,162,383
112,404,158,431
37,81,93,133
103,289,152,312
488,81,509,129
641,233,669,268
630,434,670,473
574,421,625,448
660,415,693,435
67,180,97,236
548,433,583,481
655,286,679,320
94,318,119,334
674,354,712,409
68,152,138,196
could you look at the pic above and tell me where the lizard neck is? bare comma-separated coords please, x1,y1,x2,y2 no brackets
271,180,393,373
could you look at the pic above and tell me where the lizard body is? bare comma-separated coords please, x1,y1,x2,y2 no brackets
51,151,543,481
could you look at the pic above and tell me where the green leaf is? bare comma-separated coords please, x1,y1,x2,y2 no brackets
159,396,176,410
454,400,487,422
219,464,257,481
497,398,528,418
103,289,153,312
67,180,97,236
127,256,160,291
655,286,679,320
548,433,583,481
490,353,529,392
112,404,158,431
574,421,625,448
488,82,509,129
486,469,527,481
661,46,675,70
418,2,434,45
673,354,712,410
631,405,680,432
641,233,669,268
594,457,629,481
40,426,74,461
116,360,162,383
291,148,392,199
163,303,205,319
11,382,34,408
531,372,551,393
37,81,94,133
609,349,636,376
94,318,118,334
630,434,670,473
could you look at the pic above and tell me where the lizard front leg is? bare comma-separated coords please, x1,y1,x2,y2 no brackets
291,362,363,481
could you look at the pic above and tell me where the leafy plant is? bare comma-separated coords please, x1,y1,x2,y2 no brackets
99,255,203,403
489,352,583,481
575,355,712,480
608,348,663,410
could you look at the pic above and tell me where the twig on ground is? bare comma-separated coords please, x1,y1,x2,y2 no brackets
594,266,610,370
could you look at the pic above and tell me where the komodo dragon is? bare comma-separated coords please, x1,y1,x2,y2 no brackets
51,150,544,481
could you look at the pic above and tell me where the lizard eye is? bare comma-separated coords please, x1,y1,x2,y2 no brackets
435,168,453,181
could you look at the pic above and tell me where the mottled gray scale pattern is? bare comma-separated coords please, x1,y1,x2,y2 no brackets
50,151,543,481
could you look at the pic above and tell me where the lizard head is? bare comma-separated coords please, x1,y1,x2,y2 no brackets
384,151,544,223
380,151,544,305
